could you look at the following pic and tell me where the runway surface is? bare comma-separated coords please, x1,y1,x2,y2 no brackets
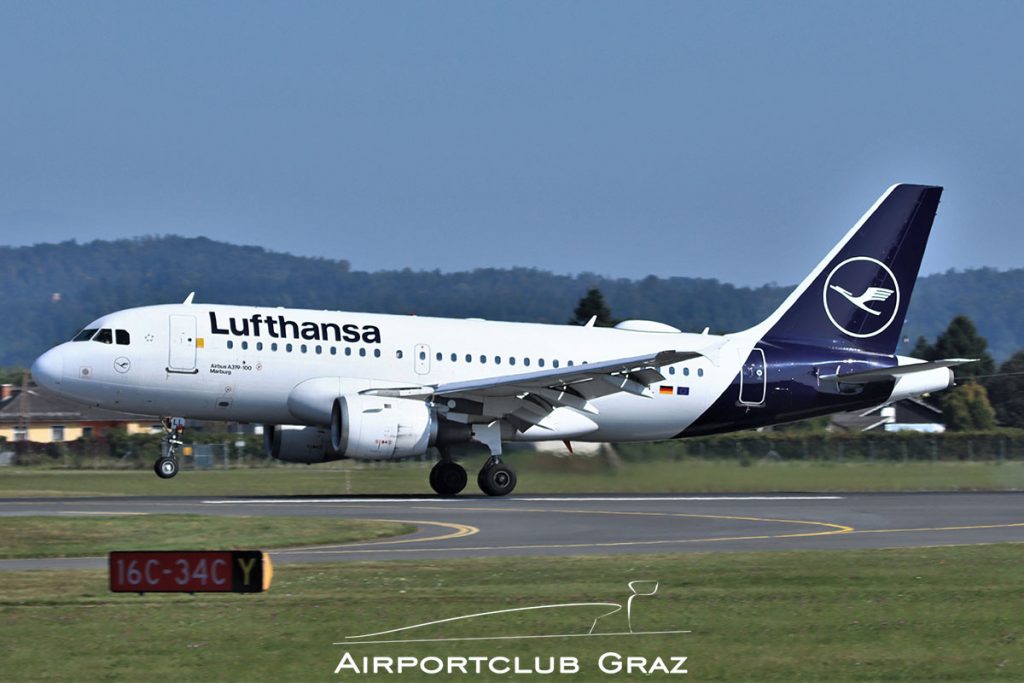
2,492,1023,571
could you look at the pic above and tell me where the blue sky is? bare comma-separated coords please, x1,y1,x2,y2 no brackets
1,1,1021,286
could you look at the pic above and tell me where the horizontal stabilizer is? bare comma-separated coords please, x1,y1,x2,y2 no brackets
820,358,976,384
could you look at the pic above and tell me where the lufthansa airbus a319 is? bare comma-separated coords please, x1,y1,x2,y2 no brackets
32,184,972,496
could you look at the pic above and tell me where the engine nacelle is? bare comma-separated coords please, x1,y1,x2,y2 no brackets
888,367,955,403
331,395,437,460
264,425,345,463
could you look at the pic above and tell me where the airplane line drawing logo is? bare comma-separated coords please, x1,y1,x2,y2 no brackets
827,285,894,316
821,256,901,339
334,581,689,646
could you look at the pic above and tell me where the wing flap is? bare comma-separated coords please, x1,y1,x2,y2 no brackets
432,348,709,399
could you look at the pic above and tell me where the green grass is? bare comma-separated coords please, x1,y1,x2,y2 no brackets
0,515,415,559
1,456,1024,498
1,544,1022,681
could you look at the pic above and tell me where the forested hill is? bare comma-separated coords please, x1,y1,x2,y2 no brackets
3,236,1021,366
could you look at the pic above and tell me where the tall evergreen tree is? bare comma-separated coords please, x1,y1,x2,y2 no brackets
929,315,996,378
570,288,615,327
910,335,933,359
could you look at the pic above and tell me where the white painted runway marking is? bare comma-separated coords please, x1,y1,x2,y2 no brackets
202,495,843,505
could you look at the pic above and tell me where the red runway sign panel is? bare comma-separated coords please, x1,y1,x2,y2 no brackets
109,550,272,593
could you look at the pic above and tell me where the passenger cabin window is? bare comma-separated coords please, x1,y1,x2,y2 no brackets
73,328,98,342
93,329,113,344
115,329,130,345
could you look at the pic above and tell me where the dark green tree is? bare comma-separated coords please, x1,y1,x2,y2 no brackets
910,335,933,359
929,315,996,378
0,367,28,386
941,381,997,431
911,316,997,428
986,350,1024,428
570,287,615,327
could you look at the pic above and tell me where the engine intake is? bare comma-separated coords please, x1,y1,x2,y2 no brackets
331,395,438,460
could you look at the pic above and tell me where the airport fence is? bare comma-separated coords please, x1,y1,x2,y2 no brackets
615,429,1024,464
2,429,1024,469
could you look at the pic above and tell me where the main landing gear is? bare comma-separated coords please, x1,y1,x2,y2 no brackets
429,456,468,496
428,456,518,497
477,456,517,497
428,420,518,497
154,417,185,479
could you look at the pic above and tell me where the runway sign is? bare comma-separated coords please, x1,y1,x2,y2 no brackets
109,550,272,593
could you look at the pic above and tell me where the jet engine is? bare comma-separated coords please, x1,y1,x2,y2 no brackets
331,395,439,459
264,425,345,464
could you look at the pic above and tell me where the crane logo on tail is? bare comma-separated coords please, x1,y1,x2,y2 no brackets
828,285,894,315
822,256,900,338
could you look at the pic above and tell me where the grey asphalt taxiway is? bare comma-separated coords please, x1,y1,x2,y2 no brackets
2,492,1023,571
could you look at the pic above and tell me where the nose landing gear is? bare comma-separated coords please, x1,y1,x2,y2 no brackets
154,417,185,479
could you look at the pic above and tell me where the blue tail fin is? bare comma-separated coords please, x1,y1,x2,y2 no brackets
757,184,942,356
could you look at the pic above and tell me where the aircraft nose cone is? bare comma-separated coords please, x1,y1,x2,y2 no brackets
32,347,64,392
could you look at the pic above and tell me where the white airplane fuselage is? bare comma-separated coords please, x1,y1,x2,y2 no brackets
31,184,966,495
36,304,740,442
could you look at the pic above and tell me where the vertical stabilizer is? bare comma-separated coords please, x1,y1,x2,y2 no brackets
756,184,942,356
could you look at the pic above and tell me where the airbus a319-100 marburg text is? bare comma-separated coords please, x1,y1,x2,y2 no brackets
32,184,972,496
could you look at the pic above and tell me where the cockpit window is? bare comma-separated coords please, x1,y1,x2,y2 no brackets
72,328,98,342
115,329,130,345
93,328,113,344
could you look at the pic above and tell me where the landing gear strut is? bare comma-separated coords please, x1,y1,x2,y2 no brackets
477,456,517,497
154,417,185,480
429,452,468,496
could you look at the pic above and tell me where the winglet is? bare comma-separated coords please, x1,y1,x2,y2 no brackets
183,292,196,305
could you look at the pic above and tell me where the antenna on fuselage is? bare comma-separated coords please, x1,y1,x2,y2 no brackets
182,292,195,305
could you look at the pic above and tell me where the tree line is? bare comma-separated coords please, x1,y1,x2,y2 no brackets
3,236,1023,366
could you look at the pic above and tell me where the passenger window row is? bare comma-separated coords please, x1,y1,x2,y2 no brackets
416,349,576,368
225,340,382,358
220,338,703,378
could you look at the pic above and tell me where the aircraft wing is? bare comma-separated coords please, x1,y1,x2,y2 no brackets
362,345,720,430
819,358,977,384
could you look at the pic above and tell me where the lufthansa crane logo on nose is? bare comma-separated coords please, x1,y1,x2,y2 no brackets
822,256,900,338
